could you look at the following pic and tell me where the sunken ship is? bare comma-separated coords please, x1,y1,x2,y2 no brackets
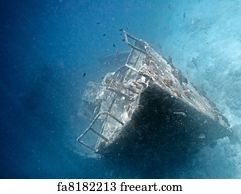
77,31,235,172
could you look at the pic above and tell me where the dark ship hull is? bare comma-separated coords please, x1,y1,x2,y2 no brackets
99,83,231,157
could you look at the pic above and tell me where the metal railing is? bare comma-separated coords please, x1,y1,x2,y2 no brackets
77,31,151,153
76,111,124,153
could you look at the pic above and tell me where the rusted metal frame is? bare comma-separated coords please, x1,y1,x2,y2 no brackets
123,30,161,66
89,127,109,142
98,92,118,135
78,31,149,152
97,49,136,135
123,31,148,55
77,111,124,152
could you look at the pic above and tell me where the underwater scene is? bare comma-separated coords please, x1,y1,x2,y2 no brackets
1,0,241,178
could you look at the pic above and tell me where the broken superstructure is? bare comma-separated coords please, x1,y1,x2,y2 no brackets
77,31,233,162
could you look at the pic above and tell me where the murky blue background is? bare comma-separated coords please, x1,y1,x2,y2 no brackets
1,0,241,178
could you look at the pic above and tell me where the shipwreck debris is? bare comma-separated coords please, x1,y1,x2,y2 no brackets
77,31,235,165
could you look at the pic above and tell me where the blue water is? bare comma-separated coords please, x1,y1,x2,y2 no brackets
1,0,241,178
